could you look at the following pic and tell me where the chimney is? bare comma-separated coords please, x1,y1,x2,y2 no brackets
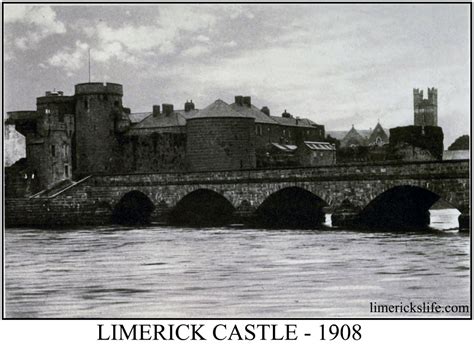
162,103,174,116
243,96,251,107
58,91,64,96
261,106,270,116
234,96,243,106
184,100,195,112
45,91,52,96
153,105,161,117
282,109,292,118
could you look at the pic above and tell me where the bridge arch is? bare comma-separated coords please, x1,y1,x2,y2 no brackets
358,184,459,230
112,190,155,225
169,188,235,226
255,186,328,228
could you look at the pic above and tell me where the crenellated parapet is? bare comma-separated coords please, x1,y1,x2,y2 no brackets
74,82,123,96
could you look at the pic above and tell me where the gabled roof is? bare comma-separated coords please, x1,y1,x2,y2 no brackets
327,124,389,141
189,99,252,119
341,126,367,146
229,103,278,124
368,122,389,144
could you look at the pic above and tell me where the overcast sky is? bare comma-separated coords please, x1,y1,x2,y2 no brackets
3,4,470,146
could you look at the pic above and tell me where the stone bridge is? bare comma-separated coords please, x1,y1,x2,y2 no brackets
5,160,470,230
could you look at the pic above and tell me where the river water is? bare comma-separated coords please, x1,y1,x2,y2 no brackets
4,209,470,318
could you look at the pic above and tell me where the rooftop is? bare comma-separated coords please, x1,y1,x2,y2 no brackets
190,99,253,119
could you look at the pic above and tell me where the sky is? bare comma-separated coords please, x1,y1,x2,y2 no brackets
3,3,471,146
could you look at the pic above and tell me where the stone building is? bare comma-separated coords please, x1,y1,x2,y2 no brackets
389,87,443,161
413,87,437,127
6,82,329,196
6,90,75,190
186,99,256,171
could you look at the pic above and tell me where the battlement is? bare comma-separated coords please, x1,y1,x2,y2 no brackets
414,87,437,105
413,87,438,127
36,95,75,105
74,82,123,96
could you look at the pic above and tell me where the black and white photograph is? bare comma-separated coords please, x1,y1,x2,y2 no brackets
2,1,471,323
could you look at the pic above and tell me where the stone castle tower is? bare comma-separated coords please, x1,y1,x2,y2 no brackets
413,87,437,127
74,82,125,176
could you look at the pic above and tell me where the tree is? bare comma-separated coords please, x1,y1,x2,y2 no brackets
448,135,469,151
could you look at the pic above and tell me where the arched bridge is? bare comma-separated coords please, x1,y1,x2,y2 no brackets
5,160,470,230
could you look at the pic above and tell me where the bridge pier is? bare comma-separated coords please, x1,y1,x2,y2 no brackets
331,200,361,229
458,213,470,232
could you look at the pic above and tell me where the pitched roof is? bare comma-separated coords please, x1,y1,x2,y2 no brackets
327,124,390,141
129,112,151,124
130,112,186,130
175,109,200,119
271,143,298,152
270,116,320,128
368,122,389,144
304,141,336,151
341,126,367,146
189,99,252,119
229,103,279,124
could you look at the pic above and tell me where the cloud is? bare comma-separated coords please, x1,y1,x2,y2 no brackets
48,41,89,75
86,6,219,62
181,45,210,58
223,40,237,48
196,35,210,43
5,5,66,49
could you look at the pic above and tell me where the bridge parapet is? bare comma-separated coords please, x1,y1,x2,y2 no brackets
90,160,469,187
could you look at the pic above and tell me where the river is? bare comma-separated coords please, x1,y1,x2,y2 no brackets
4,209,470,318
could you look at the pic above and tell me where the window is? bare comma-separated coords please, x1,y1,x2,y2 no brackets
51,145,56,157
45,108,51,115
65,165,69,177
255,125,263,136
84,100,88,109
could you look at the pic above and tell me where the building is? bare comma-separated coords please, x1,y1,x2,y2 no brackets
326,122,389,163
389,87,443,161
6,82,333,196
414,87,437,127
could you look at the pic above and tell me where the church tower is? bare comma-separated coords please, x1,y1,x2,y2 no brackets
413,87,438,126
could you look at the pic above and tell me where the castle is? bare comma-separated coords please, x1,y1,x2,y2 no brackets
5,82,334,196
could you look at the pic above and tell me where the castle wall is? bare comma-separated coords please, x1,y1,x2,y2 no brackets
118,131,187,173
389,126,444,161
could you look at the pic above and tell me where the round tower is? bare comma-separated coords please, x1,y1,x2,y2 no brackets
186,99,256,171
74,82,124,176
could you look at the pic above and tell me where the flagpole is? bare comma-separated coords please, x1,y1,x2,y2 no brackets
88,48,91,83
